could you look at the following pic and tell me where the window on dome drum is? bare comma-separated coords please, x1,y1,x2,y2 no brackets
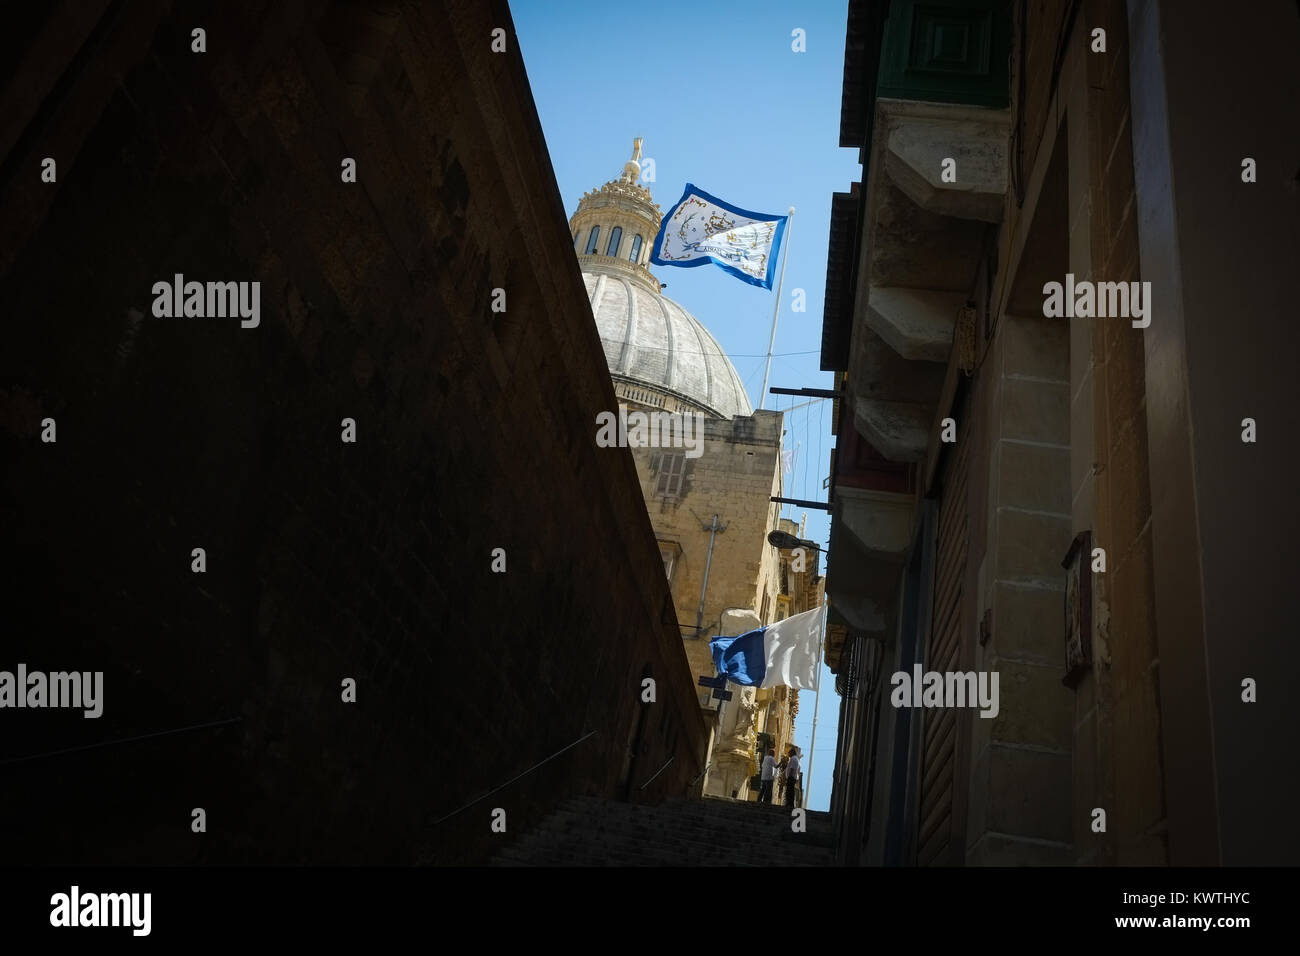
655,453,685,497
629,234,643,262
584,225,600,255
605,226,622,257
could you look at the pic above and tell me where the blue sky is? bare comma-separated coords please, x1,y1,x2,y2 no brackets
511,0,858,811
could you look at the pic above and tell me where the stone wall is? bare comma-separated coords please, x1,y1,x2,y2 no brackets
1067,0,1165,865
0,0,708,865
631,410,784,679
967,303,1076,865
965,0,1163,865
1127,0,1299,865
625,408,784,797
827,0,1292,867
971,0,1165,865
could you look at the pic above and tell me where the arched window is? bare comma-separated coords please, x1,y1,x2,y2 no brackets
605,226,623,257
629,234,643,263
584,225,600,255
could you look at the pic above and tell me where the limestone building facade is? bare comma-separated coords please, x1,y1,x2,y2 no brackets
571,145,822,801
821,0,1297,866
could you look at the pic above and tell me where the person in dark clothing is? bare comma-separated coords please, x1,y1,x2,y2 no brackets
783,746,802,809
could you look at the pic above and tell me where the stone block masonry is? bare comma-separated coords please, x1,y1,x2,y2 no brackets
0,0,707,864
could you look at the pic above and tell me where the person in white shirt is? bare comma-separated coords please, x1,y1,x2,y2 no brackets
784,746,802,808
758,749,777,804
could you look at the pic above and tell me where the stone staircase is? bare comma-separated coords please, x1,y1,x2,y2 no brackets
491,795,835,866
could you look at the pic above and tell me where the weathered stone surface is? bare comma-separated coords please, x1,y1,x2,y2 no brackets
1002,314,1070,381
991,659,1074,752
849,321,947,404
1000,378,1071,445
853,396,933,462
994,508,1073,585
865,285,964,362
884,112,1009,223
997,439,1071,515
991,582,1067,665
825,524,900,639
834,486,914,557
985,744,1073,844
868,182,987,291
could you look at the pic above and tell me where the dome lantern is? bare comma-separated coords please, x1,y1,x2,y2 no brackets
569,138,663,294
573,142,753,421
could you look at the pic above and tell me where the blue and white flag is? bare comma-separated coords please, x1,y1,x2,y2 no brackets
709,606,822,690
650,183,788,289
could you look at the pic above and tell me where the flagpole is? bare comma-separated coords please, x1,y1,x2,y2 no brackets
803,589,827,809
758,207,795,411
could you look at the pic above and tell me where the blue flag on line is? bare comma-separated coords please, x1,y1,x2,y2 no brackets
649,183,789,290
708,606,822,690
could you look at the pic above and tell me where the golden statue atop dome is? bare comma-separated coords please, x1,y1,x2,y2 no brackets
621,137,644,184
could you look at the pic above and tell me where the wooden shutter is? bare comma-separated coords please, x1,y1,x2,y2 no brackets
655,453,684,497
916,406,971,866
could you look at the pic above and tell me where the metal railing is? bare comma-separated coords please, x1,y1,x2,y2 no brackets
637,754,675,792
431,730,598,827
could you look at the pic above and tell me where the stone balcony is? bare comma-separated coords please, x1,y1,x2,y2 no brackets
824,97,1007,641
845,99,1010,463
883,107,1008,224
826,513,902,645
834,485,913,559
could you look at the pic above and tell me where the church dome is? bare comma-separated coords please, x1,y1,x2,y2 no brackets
570,140,753,420
583,271,754,419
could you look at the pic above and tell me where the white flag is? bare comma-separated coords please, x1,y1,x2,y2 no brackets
650,183,788,289
709,605,823,689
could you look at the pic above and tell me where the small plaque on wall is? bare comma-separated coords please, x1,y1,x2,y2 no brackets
1061,530,1092,688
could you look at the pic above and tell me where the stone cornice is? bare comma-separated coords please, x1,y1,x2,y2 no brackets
578,254,661,296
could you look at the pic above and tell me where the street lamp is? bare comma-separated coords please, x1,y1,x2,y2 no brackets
767,530,824,552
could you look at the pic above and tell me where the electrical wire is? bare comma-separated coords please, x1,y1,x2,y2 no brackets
817,398,825,497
